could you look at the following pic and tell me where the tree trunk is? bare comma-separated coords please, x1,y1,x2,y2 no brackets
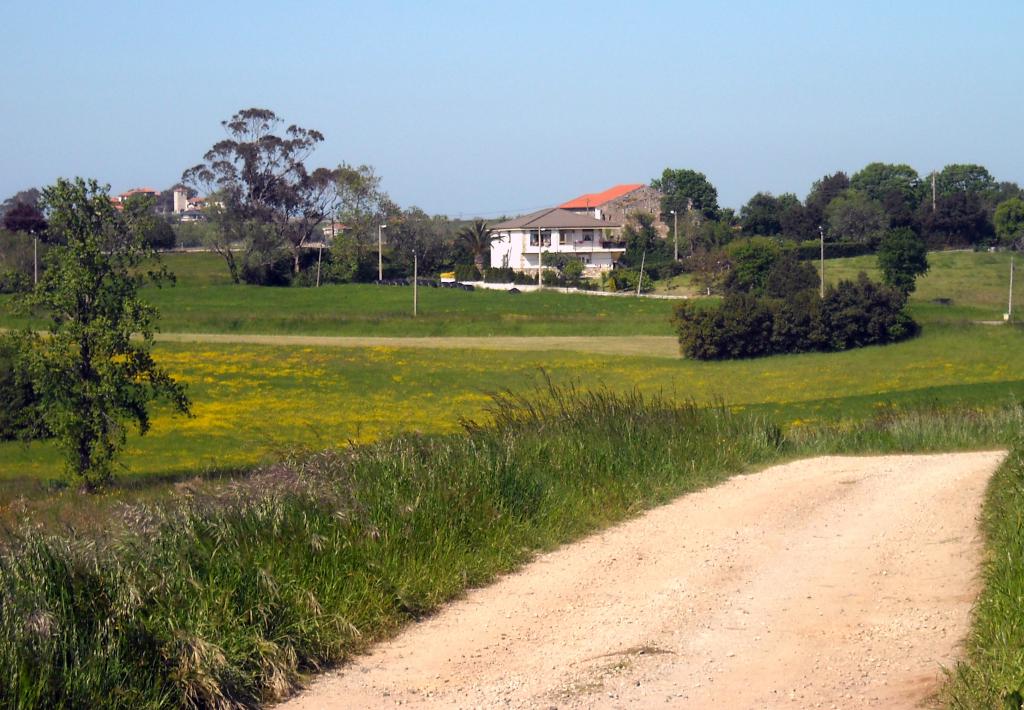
474,253,485,275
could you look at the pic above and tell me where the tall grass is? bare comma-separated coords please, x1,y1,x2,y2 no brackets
942,445,1024,709
0,385,1019,708
0,384,785,708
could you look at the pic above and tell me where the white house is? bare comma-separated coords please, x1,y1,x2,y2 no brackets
489,208,624,273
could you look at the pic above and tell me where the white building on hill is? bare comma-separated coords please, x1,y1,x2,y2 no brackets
489,208,623,273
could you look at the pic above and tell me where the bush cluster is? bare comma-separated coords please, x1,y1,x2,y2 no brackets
453,263,481,281
673,273,918,360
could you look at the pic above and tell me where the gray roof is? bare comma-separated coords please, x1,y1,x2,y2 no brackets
489,208,621,231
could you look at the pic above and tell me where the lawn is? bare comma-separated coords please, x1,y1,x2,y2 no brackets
1,249,1013,335
0,251,678,336
1,322,1020,495
821,249,1016,323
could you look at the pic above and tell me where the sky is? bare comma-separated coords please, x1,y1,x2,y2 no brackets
2,1,1023,216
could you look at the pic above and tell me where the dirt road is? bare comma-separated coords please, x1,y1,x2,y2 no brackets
281,452,1004,709
153,333,681,358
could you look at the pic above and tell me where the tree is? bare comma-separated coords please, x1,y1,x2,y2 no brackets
15,178,190,488
825,190,887,244
740,192,784,236
335,164,396,269
652,168,719,220
620,211,667,268
994,197,1024,249
805,171,849,228
877,228,929,294
935,163,996,198
388,207,451,276
0,188,42,221
919,191,992,247
850,163,921,205
723,237,781,295
183,108,341,279
2,201,47,236
456,220,496,273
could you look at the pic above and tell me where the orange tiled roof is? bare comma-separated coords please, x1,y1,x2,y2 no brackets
559,184,645,209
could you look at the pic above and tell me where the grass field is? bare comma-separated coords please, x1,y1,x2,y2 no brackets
0,250,1014,335
1,322,1020,496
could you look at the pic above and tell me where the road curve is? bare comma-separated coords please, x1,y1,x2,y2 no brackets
280,452,1004,709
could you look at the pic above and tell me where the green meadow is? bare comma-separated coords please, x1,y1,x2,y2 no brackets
0,248,1019,494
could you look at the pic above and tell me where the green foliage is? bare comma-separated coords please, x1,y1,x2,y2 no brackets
943,445,1024,708
453,263,480,282
849,162,921,206
652,167,719,220
561,259,584,284
674,272,917,360
935,163,997,198
723,237,782,295
805,171,849,227
17,178,191,488
877,228,929,294
455,220,494,273
737,192,811,240
825,189,887,245
919,191,993,247
994,197,1024,249
0,229,38,293
0,336,48,441
183,108,344,279
764,252,819,298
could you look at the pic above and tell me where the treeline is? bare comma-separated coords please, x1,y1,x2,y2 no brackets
654,163,1024,252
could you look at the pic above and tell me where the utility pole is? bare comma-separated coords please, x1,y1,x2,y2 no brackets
687,198,695,256
931,172,937,212
819,225,825,298
33,236,38,285
671,209,678,261
1009,255,1015,323
413,249,418,317
636,250,646,297
537,230,543,287
377,223,387,281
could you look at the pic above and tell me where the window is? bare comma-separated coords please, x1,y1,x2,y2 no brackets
581,229,594,243
529,229,551,246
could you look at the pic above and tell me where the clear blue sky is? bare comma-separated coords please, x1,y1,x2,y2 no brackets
2,1,1022,216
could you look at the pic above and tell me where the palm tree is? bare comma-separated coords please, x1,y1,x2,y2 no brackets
457,219,496,275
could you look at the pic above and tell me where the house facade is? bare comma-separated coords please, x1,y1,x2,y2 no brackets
489,208,624,273
560,183,668,237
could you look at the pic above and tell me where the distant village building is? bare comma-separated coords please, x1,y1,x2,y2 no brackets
560,183,668,236
488,183,669,276
109,187,160,211
489,208,623,274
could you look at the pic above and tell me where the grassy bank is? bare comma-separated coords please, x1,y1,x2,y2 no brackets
943,446,1024,708
0,386,1020,708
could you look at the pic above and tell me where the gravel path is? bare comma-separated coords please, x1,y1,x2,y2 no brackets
280,452,1004,709
153,333,681,357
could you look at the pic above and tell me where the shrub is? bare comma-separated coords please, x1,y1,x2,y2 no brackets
674,272,917,360
674,293,774,359
453,263,480,282
795,241,874,260
0,337,48,441
483,266,515,283
823,273,918,349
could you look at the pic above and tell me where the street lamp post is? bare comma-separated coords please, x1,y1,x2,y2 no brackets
819,225,825,298
670,210,678,261
377,224,387,281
